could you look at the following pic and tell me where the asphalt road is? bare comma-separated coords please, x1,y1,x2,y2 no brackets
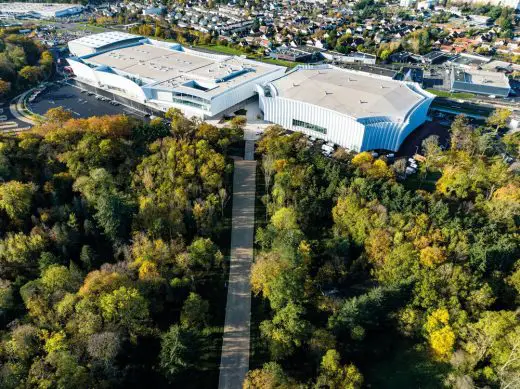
218,145,256,389
397,120,450,157
29,83,147,119
1,101,27,129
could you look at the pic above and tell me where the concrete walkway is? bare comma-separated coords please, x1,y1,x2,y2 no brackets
218,140,256,389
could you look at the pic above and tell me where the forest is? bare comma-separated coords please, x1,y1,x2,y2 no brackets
0,103,519,389
0,26,54,98
0,107,243,388
246,114,520,388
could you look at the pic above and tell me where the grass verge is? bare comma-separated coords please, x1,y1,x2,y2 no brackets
426,89,475,99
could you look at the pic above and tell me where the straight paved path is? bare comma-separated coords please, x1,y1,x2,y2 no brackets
218,140,256,389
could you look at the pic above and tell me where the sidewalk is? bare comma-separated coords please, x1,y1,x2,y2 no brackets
218,141,256,389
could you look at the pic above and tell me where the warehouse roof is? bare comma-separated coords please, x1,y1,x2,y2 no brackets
452,68,510,89
70,32,141,50
269,66,429,119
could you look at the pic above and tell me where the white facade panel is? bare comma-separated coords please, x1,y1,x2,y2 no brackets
95,71,147,103
156,90,173,102
261,96,366,151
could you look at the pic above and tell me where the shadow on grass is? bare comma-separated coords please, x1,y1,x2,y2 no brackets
361,336,450,389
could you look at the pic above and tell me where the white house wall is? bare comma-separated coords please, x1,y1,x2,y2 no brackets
261,96,366,151
67,58,147,103
95,71,147,102
395,95,434,149
67,59,99,84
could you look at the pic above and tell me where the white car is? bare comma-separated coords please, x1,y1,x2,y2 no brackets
405,167,416,175
0,115,7,121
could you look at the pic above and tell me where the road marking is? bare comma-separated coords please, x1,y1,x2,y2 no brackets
0,122,17,129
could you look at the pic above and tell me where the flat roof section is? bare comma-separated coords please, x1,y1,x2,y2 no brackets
270,66,426,119
337,63,398,79
451,53,490,67
83,42,278,97
86,44,215,81
453,68,511,89
71,31,141,50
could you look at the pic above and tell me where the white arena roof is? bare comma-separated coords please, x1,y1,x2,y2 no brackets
269,66,427,119
70,32,142,50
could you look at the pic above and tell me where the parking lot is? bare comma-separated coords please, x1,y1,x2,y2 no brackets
29,82,149,120
396,120,450,157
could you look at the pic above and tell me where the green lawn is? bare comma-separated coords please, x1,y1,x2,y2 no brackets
72,23,110,33
197,44,245,56
254,57,298,68
197,44,298,68
427,89,476,100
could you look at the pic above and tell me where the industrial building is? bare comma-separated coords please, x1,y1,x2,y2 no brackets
322,51,377,65
0,2,83,19
456,0,520,10
67,32,286,118
450,68,511,97
257,65,434,152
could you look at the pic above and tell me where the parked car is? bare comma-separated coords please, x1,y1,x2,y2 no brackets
405,166,416,175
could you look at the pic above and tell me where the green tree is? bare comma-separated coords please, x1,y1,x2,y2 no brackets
0,181,37,221
159,325,194,379
260,302,310,359
315,349,363,389
99,286,150,338
180,292,209,329
18,65,42,83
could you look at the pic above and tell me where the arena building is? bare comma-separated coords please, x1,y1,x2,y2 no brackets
67,32,286,118
0,2,83,19
257,65,435,152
